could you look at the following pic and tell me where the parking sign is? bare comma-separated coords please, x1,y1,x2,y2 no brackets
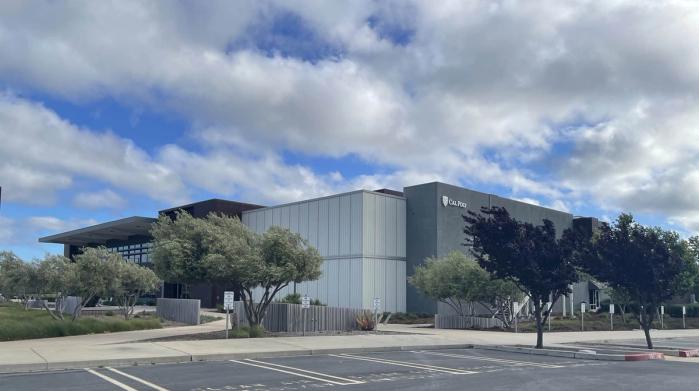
223,291,235,310
302,295,310,309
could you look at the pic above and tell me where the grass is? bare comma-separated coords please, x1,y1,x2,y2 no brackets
0,303,162,341
385,312,434,324
199,314,220,324
514,312,699,333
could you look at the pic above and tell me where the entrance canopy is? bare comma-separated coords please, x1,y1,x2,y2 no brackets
39,216,157,246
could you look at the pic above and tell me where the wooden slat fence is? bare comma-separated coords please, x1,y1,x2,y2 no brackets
434,314,505,329
231,301,372,332
156,298,200,325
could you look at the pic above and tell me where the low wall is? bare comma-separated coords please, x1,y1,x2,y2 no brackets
231,301,370,332
435,314,504,329
156,298,200,325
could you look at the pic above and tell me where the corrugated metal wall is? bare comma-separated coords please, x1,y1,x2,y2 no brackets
242,190,407,312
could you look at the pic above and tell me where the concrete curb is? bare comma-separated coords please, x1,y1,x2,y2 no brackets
474,345,665,362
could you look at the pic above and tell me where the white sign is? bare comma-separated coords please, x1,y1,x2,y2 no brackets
373,297,381,310
609,304,615,314
513,301,519,314
580,302,586,313
302,295,310,309
683,306,687,315
223,291,235,310
661,306,665,315
441,195,467,208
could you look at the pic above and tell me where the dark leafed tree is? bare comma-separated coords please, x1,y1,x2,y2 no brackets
464,207,579,349
577,214,696,349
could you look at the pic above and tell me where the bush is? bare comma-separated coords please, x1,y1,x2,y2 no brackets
356,311,376,331
668,303,699,318
248,325,265,338
229,327,250,338
279,293,301,304
105,310,115,316
0,303,161,341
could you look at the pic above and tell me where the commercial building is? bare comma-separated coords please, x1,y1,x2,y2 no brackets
39,182,599,313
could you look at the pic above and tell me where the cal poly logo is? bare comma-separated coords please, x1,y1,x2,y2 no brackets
441,195,467,208
441,195,449,207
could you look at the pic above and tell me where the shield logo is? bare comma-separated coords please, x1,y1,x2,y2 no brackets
441,195,449,207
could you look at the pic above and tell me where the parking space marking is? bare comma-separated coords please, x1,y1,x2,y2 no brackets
84,368,139,391
106,367,170,391
329,353,478,375
413,351,565,368
230,359,365,385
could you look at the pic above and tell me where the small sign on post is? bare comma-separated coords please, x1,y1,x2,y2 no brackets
660,305,665,329
224,291,235,339
513,301,519,333
546,302,552,331
580,302,586,331
609,304,615,331
373,297,381,327
302,295,310,309
683,306,687,329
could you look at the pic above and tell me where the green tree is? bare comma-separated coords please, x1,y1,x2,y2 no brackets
410,251,521,327
0,252,39,308
151,211,210,297
70,247,122,320
205,221,323,327
464,207,579,349
577,214,695,349
35,254,76,320
114,262,160,320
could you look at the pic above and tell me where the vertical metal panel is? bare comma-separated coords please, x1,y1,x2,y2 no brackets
318,261,329,304
362,258,373,308
308,200,319,249
350,258,363,308
338,259,350,307
351,192,363,256
386,197,398,257
318,198,329,256
255,211,264,233
397,198,406,258
281,207,290,229
272,207,282,227
289,204,300,233
375,194,386,257
339,195,351,256
264,209,273,232
328,196,340,257
385,260,396,312
299,202,309,241
241,213,250,227
328,259,339,307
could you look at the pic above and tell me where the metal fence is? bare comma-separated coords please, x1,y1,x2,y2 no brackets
230,301,371,333
156,298,201,325
434,314,505,329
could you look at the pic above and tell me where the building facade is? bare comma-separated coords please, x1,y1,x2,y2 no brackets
39,181,597,313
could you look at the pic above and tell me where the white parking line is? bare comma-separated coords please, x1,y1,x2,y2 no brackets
84,368,139,391
106,367,170,391
413,351,564,368
329,353,478,375
230,359,364,385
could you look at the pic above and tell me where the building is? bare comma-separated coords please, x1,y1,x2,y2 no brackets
39,181,599,313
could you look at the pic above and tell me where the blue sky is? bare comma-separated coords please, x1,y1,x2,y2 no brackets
2,1,699,260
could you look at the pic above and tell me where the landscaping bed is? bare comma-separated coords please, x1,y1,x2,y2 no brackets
0,303,162,341
512,312,699,333
143,327,410,341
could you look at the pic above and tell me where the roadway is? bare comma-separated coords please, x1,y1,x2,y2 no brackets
2,347,698,391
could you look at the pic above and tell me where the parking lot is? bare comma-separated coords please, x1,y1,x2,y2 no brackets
2,347,699,390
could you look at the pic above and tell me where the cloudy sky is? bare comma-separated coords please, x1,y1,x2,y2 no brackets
2,0,699,259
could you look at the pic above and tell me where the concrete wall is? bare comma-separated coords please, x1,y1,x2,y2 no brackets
242,190,407,312
405,182,575,313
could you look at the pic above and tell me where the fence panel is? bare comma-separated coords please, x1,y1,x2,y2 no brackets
156,298,200,325
231,301,372,332
434,314,504,329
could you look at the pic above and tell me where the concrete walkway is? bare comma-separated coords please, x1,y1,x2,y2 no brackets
3,322,699,373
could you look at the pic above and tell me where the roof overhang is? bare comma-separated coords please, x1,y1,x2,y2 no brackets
38,216,157,246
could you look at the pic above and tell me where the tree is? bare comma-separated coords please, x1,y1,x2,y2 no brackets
464,207,579,348
151,211,210,297
0,251,39,308
35,254,76,320
114,262,160,319
410,251,521,327
70,247,122,320
204,218,323,327
577,214,695,349
605,286,633,324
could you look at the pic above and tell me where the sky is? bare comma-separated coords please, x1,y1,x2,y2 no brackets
2,0,699,260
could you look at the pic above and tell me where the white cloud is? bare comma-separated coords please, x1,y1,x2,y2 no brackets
0,1,699,234
73,189,127,210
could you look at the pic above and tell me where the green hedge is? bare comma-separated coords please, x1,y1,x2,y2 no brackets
668,304,699,318
0,303,161,341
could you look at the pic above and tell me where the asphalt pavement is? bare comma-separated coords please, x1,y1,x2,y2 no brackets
2,347,698,391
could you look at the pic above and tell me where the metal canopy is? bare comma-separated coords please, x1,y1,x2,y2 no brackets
38,216,157,246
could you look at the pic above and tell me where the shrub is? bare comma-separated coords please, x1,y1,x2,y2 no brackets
356,311,376,331
248,325,265,338
279,293,301,304
105,310,115,316
229,327,250,338
668,303,699,318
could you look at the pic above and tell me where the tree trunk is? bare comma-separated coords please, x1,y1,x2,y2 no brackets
534,301,544,349
642,323,653,349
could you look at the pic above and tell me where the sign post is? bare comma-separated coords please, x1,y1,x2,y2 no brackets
224,291,235,339
683,306,687,329
302,295,310,336
513,301,519,333
546,302,552,331
660,305,665,329
373,297,381,327
609,304,615,331
580,302,586,332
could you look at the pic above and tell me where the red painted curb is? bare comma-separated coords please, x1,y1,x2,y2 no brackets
679,349,699,358
625,352,664,361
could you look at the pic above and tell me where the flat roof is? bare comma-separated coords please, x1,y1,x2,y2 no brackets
38,216,157,246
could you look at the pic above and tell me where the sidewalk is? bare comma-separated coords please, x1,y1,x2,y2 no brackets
3,323,699,373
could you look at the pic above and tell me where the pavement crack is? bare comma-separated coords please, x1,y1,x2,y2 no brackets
29,347,49,367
